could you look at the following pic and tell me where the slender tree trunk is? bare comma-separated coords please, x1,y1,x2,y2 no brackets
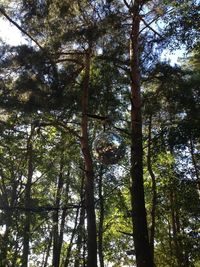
64,207,80,267
1,159,23,265
58,176,70,259
52,154,65,267
98,167,104,267
189,138,200,198
80,47,97,267
74,174,85,267
147,116,157,261
0,221,11,266
129,1,154,266
12,234,20,267
74,187,85,267
170,188,185,267
43,231,53,267
0,179,17,266
167,218,174,266
22,134,33,267
74,205,86,267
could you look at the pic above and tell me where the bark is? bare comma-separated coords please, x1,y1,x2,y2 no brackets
0,178,17,265
129,1,154,266
74,175,86,267
170,189,186,267
74,205,86,267
189,138,200,198
43,232,53,267
147,116,157,261
80,47,97,267
0,222,11,266
58,178,69,258
64,207,79,267
52,154,65,267
22,135,33,267
98,167,104,267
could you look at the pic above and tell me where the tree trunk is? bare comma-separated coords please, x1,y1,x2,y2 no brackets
22,136,33,267
0,176,17,266
147,116,157,261
74,174,86,267
0,222,11,266
64,207,79,267
43,231,52,267
52,154,65,267
129,1,154,266
80,47,97,267
189,138,200,198
98,167,104,267
170,189,185,267
58,177,70,261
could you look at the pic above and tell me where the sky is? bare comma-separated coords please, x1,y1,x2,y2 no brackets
0,17,26,45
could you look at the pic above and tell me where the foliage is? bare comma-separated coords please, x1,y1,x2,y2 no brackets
0,0,199,266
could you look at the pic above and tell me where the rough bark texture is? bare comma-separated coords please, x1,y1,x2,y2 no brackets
80,48,97,267
130,1,154,266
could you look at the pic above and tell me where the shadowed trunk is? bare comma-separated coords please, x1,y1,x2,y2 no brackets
52,152,65,267
189,137,200,198
22,132,34,267
80,47,97,267
147,116,157,261
64,206,80,267
98,167,104,267
74,174,86,267
170,188,186,267
129,1,154,266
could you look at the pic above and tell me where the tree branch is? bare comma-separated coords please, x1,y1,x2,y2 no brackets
140,17,164,39
123,0,131,10
0,6,44,51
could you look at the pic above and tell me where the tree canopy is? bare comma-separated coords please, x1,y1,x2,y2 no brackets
0,1,199,267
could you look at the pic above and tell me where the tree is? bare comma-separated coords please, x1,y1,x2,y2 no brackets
0,1,199,267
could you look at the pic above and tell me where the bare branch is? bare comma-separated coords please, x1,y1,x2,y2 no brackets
140,17,164,39
123,0,131,10
0,6,44,51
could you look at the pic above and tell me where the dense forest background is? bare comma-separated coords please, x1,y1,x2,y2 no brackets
0,0,199,267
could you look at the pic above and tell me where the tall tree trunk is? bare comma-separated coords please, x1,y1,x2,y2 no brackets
80,47,97,267
147,116,157,261
129,1,154,266
98,167,104,267
0,219,11,266
64,207,80,267
22,136,33,267
189,138,200,198
170,189,185,267
0,176,18,266
74,175,86,267
43,231,53,267
58,175,70,262
52,154,65,267
74,174,85,267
